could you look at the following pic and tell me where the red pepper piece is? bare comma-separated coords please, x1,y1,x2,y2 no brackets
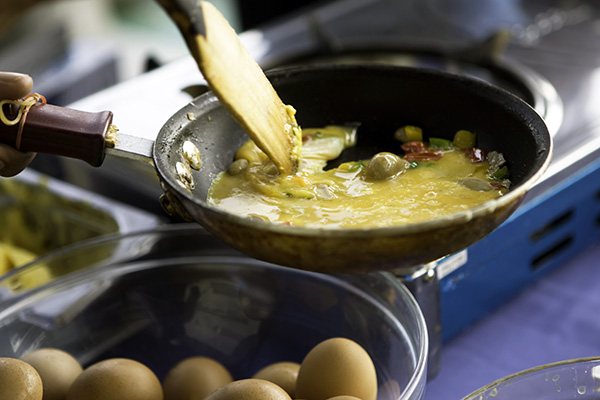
404,152,443,162
401,141,427,153
490,181,507,190
465,148,487,163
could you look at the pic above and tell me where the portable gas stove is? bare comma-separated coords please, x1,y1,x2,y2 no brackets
58,0,600,380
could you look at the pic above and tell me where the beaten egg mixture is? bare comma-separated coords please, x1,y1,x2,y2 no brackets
207,125,509,229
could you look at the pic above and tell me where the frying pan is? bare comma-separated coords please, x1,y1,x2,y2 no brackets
0,69,551,274
155,64,551,273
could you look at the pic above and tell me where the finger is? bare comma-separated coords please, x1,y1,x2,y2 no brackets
0,72,34,99
0,143,36,177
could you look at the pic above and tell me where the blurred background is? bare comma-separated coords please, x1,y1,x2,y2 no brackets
0,0,320,105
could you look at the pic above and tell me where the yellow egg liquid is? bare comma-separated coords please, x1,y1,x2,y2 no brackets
207,126,508,229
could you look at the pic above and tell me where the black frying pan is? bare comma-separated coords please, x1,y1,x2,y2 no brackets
154,64,552,273
146,0,550,272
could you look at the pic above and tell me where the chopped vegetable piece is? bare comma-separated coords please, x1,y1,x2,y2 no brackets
348,162,365,172
227,158,249,175
490,181,510,190
429,137,453,150
401,141,427,153
487,151,506,171
459,177,493,191
364,152,409,179
490,165,509,180
394,125,423,143
465,148,487,163
453,130,476,149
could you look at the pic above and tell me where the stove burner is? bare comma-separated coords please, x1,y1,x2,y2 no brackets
270,46,563,137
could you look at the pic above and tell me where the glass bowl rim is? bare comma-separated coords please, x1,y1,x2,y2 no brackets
461,357,600,400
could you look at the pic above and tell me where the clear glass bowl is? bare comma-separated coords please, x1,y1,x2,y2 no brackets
462,358,600,400
0,225,428,400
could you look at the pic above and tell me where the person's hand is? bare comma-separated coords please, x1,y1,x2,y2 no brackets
0,72,37,177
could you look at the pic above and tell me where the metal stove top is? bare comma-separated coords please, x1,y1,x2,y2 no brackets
63,0,600,377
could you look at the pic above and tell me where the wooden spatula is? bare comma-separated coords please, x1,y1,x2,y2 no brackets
157,0,300,175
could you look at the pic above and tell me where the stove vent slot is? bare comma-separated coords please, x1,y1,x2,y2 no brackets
596,189,600,227
530,209,574,241
531,236,574,271
529,208,575,271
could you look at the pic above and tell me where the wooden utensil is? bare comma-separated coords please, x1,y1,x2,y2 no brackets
157,0,300,174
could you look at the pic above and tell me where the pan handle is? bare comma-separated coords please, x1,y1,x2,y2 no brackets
0,102,111,167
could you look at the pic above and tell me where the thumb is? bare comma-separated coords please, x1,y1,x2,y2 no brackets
0,72,34,99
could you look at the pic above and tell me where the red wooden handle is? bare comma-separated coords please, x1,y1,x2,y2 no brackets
0,102,112,167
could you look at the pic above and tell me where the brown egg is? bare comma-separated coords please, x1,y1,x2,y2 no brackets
67,358,162,400
0,357,43,400
326,396,362,400
163,356,233,400
295,338,377,400
21,348,83,400
205,378,291,400
252,361,300,398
